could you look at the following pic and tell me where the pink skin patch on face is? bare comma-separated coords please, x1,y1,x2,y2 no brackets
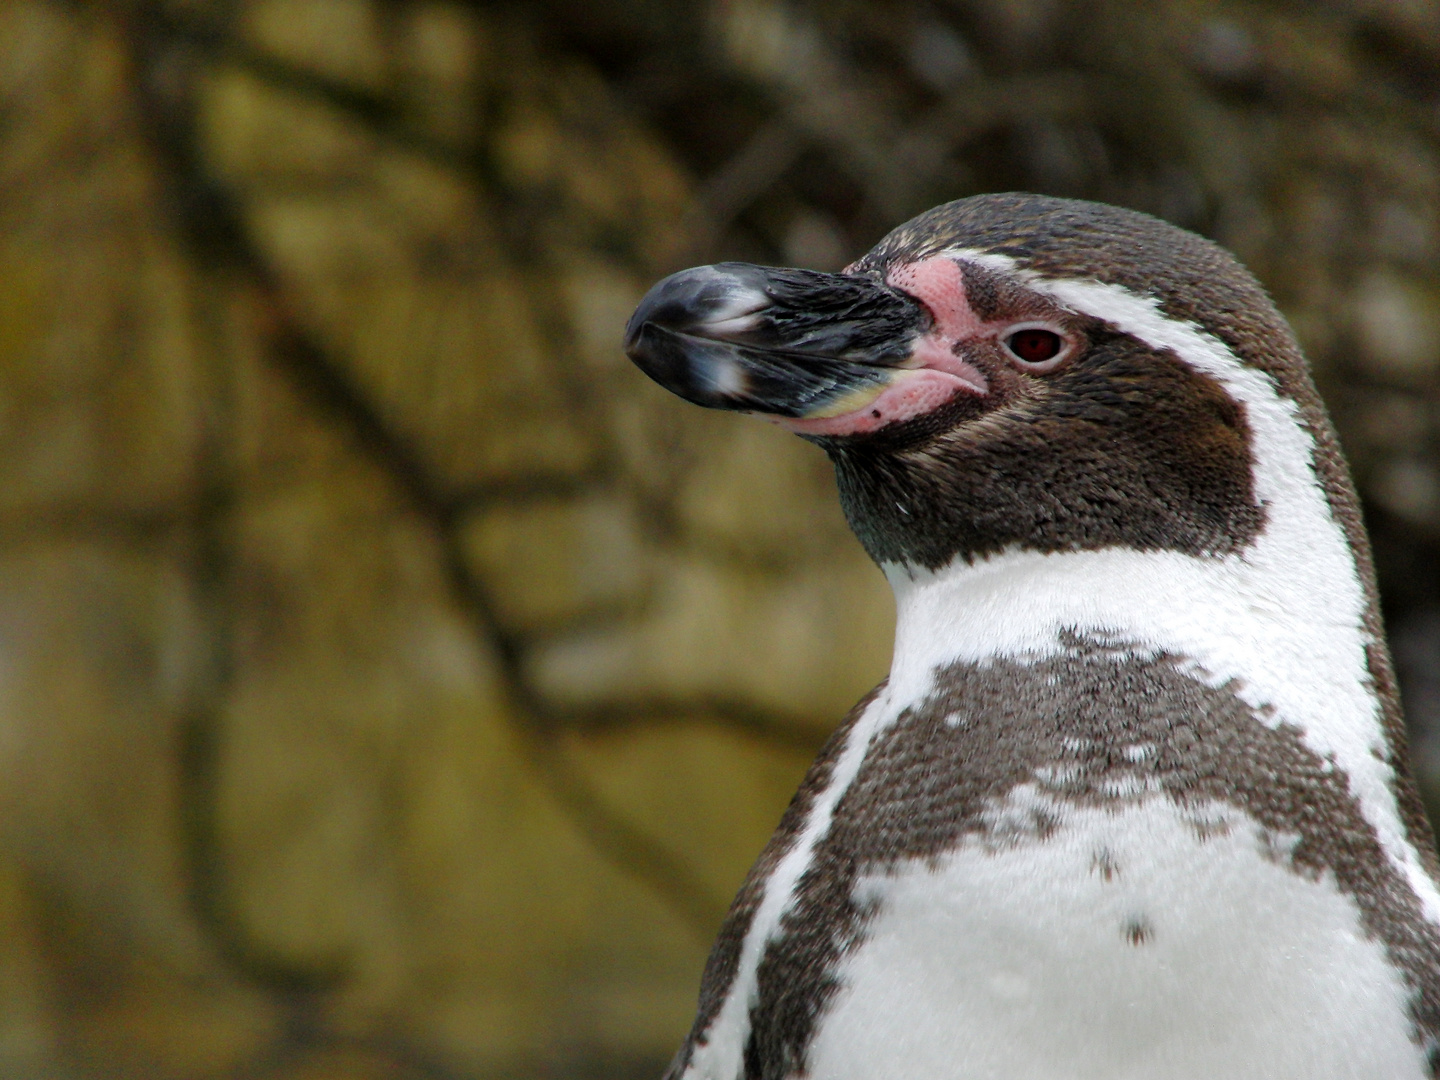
778,256,989,436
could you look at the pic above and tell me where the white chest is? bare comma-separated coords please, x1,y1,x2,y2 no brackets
807,794,1427,1080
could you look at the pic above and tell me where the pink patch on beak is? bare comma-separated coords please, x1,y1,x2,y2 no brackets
779,256,988,437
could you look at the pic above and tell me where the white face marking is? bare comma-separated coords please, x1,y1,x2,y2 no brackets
807,795,1429,1080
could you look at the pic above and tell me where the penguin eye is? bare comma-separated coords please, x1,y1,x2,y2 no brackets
1002,325,1069,373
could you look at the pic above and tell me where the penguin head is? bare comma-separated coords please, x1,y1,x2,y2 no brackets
626,193,1321,572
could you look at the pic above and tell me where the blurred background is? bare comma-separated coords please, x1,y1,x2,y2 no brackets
1,0,1439,1076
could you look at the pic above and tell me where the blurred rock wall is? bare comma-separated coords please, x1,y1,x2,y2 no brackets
0,0,1437,1077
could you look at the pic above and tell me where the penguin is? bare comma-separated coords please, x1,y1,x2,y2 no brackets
622,193,1440,1080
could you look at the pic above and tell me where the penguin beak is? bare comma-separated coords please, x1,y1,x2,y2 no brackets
623,262,941,421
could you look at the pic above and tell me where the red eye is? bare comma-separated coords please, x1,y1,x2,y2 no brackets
1006,328,1064,366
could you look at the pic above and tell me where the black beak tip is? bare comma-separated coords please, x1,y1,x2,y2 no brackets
622,306,646,357
624,264,762,381
622,320,744,410
622,320,675,386
626,263,770,336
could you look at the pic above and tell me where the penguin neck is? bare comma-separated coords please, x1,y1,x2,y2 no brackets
882,533,1367,714
873,268,1382,748
877,358,1375,748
